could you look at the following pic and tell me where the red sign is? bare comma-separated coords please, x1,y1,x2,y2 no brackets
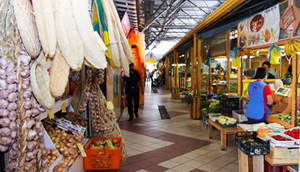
121,11,131,36
250,14,264,33
282,7,295,30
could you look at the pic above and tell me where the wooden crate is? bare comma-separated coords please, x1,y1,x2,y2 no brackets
265,146,299,166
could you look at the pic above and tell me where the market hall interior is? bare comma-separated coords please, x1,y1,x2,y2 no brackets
115,82,238,172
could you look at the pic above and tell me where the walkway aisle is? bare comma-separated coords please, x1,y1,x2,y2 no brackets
118,82,238,172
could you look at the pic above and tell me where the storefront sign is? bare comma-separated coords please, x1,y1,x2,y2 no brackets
279,5,300,35
239,4,280,48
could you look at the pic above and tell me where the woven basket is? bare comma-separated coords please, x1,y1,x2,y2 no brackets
30,61,54,109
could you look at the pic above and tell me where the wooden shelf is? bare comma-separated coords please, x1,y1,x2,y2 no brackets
41,97,73,120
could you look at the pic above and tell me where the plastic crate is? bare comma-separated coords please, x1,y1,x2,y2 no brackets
235,132,270,156
84,137,122,170
220,106,239,116
232,110,248,122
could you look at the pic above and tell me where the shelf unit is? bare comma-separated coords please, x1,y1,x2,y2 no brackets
40,97,73,120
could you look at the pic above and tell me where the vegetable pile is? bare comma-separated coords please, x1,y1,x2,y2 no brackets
284,129,300,139
271,135,291,141
89,139,120,150
218,116,237,125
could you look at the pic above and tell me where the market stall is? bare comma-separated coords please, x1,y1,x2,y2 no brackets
0,0,133,171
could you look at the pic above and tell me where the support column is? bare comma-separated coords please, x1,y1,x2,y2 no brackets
191,34,197,119
185,51,188,89
165,56,169,89
291,54,298,126
197,39,203,119
226,30,230,92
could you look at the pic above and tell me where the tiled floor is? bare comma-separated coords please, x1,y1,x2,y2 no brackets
117,82,238,172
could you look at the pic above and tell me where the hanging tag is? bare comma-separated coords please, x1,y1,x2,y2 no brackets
48,109,54,119
61,102,66,113
76,143,87,157
107,101,114,110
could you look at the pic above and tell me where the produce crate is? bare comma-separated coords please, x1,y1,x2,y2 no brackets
236,132,270,156
220,94,240,116
209,113,222,122
84,137,122,170
232,110,248,122
265,133,296,146
282,127,300,144
217,120,237,128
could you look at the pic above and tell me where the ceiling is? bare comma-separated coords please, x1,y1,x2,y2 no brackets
114,0,284,61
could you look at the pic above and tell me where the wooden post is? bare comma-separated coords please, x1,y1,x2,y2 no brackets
253,155,264,172
192,34,197,119
238,149,250,172
291,54,298,127
208,65,211,98
226,30,230,92
185,51,188,89
190,48,194,90
197,39,203,119
165,56,169,89
175,51,179,87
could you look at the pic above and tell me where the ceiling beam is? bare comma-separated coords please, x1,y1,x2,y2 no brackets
186,0,208,14
151,25,195,29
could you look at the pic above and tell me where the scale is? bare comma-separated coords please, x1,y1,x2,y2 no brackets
274,87,291,97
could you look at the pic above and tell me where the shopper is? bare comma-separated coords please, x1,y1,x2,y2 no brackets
146,69,150,82
150,69,157,87
246,67,273,124
159,68,165,87
262,61,275,79
124,63,144,121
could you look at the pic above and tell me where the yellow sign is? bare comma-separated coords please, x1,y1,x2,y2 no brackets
146,58,155,64
61,102,66,113
107,101,114,110
48,109,54,119
76,143,87,157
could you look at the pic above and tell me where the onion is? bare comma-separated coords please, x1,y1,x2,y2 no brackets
10,130,17,139
27,141,37,151
0,109,9,117
0,79,7,90
6,161,16,171
27,130,37,141
43,167,49,172
9,150,18,159
0,99,8,109
24,162,32,171
34,115,40,121
42,149,47,156
6,75,16,84
38,131,44,138
23,90,32,99
35,121,43,131
20,54,31,66
0,127,11,137
0,117,10,127
37,105,46,113
42,158,49,167
5,67,15,76
20,69,30,78
7,84,17,92
0,137,12,145
40,143,45,149
32,108,39,116
30,159,37,166
25,110,32,118
0,90,9,99
7,102,17,111
22,79,30,90
8,111,17,120
9,122,17,130
24,100,32,110
7,92,17,102
0,58,8,69
12,143,18,151
27,119,35,129
25,152,34,161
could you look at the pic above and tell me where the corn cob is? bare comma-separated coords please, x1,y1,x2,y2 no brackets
55,0,84,71
32,0,56,57
50,48,70,97
14,0,41,57
71,0,107,69
36,51,52,70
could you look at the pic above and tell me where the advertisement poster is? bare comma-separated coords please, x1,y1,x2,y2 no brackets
239,4,280,48
121,11,131,36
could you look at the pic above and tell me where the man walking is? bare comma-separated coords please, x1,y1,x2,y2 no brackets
124,63,144,121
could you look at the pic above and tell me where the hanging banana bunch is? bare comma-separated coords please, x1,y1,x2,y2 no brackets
285,41,300,56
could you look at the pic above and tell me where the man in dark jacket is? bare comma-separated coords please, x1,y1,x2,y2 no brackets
124,63,144,121
262,61,275,79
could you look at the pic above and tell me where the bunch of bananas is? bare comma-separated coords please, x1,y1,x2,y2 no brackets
285,41,300,55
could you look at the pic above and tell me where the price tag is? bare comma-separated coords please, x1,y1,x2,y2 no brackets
107,101,114,110
61,102,66,113
77,143,87,157
48,109,54,119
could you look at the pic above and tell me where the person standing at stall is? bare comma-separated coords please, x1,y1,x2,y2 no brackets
124,63,144,121
262,61,275,79
246,67,273,124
